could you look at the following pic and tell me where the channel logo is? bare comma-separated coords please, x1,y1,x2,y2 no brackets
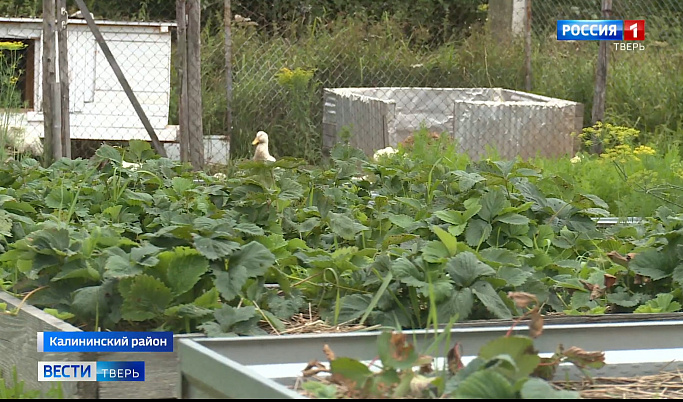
38,361,145,382
557,20,645,41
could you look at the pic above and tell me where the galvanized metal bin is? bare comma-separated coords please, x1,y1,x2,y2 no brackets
178,316,683,399
322,87,584,160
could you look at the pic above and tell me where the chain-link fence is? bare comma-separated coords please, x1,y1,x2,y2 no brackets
2,0,682,166
224,0,683,163
0,0,182,160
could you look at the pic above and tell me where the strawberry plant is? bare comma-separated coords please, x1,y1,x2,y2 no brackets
0,135,682,336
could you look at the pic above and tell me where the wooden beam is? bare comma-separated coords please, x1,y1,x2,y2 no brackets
72,0,168,157
177,0,190,163
186,0,204,169
524,0,532,92
41,0,56,165
57,0,71,158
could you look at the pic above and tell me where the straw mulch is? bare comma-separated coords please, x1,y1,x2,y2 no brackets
554,370,683,399
261,304,380,335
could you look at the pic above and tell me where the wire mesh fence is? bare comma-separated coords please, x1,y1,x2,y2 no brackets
1,0,682,166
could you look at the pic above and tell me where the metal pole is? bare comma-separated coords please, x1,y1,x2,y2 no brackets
224,0,233,154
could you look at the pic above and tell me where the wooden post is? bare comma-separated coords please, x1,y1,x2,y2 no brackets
176,0,190,163
187,0,204,169
223,0,232,153
57,0,71,158
72,0,168,157
42,0,56,165
591,0,612,154
524,0,532,92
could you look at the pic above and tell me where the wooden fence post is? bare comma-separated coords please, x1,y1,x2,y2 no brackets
591,0,612,155
176,0,190,163
42,0,57,165
524,0,532,92
187,0,204,169
57,0,71,158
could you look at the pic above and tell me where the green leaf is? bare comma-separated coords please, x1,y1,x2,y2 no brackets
437,288,474,322
391,258,426,288
580,193,609,209
278,177,304,200
450,370,515,399
301,382,338,399
422,240,451,263
329,357,372,388
432,225,458,256
478,335,540,380
382,234,419,249
479,188,507,222
105,252,143,279
629,249,674,281
673,264,683,285
158,247,209,296
330,294,372,323
606,290,644,308
471,280,513,319
194,287,221,309
70,285,109,318
480,248,521,267
328,212,369,240
495,213,530,226
193,234,240,261
498,267,532,287
214,268,247,302
387,213,416,230
171,177,194,194
234,222,265,236
446,252,496,287
44,308,75,321
228,241,276,277
521,378,579,399
45,188,74,210
464,219,492,248
119,275,174,321
213,305,261,335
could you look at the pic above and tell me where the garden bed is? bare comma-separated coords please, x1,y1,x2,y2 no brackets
178,314,683,399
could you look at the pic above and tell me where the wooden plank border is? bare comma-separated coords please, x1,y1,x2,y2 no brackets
0,291,201,399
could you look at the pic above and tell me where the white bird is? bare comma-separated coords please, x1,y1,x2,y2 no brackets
373,146,398,161
252,131,276,162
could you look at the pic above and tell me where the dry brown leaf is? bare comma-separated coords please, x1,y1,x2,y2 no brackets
447,343,464,374
390,332,414,361
579,279,605,300
603,274,617,289
606,251,631,267
634,274,650,285
302,360,329,377
508,291,539,309
563,346,606,368
529,307,544,338
323,344,336,362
